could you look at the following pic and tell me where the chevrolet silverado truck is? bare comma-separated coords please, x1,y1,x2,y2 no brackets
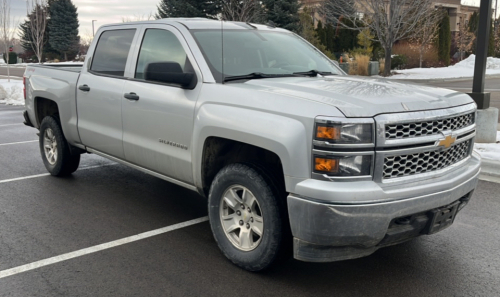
22,18,480,271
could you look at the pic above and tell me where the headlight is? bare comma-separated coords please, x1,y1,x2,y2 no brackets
314,155,372,176
315,121,373,144
313,117,375,180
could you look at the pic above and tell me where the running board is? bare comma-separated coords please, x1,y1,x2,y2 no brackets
86,148,198,192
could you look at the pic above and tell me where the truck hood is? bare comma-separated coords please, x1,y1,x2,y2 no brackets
243,76,473,117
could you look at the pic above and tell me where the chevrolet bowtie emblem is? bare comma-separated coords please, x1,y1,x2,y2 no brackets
438,135,456,149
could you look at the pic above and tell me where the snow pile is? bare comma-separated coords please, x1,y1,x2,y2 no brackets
453,54,500,70
0,58,5,64
388,55,500,80
0,79,24,106
474,131,500,161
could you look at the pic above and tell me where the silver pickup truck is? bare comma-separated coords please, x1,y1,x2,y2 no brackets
23,18,480,271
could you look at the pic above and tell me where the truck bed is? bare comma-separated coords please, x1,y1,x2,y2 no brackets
24,64,83,145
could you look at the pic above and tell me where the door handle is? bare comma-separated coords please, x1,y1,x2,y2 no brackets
78,84,90,92
124,92,139,101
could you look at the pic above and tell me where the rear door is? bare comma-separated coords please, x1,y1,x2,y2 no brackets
77,27,140,158
121,25,202,184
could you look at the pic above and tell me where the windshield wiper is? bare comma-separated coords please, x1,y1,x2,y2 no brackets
223,72,296,82
292,70,336,77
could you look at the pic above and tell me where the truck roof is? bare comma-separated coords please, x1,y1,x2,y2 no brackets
99,18,290,32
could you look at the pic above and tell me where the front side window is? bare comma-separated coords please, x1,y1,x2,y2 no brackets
135,29,194,81
91,29,136,77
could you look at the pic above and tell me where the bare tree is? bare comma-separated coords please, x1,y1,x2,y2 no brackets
321,0,437,76
412,9,442,67
456,17,475,61
0,0,18,81
222,0,262,22
78,29,93,60
122,13,155,23
26,0,48,64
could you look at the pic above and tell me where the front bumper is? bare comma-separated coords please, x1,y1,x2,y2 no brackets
288,153,481,262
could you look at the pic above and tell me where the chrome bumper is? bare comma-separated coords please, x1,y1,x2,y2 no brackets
288,153,481,262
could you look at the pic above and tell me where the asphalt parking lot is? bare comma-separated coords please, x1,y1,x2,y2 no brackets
1,104,500,296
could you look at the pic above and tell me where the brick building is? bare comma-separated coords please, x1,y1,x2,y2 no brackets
300,0,479,33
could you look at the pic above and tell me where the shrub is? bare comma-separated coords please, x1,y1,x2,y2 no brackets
391,55,408,70
2,52,18,64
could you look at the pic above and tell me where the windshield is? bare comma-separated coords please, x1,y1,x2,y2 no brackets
191,29,342,82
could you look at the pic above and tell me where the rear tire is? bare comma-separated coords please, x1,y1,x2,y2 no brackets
208,163,288,271
39,116,80,176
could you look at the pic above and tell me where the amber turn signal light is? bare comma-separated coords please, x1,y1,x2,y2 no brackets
314,157,339,173
316,125,340,140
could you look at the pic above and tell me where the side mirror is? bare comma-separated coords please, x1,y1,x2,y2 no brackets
144,62,197,89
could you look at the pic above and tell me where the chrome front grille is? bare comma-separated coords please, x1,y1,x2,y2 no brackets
385,112,474,139
383,140,471,179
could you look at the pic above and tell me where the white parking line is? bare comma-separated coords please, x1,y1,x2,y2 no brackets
0,216,209,279
0,164,117,184
0,123,23,127
0,140,38,146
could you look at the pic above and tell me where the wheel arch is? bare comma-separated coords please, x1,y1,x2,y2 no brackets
192,104,311,196
34,97,60,127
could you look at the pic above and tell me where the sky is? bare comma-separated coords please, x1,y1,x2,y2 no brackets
9,0,160,38
6,0,489,39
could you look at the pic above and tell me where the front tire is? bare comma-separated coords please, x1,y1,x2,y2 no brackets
39,116,80,176
208,163,286,271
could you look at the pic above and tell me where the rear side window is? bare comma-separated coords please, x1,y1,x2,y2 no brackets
91,29,136,77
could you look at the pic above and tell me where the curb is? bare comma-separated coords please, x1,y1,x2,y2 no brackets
479,158,500,183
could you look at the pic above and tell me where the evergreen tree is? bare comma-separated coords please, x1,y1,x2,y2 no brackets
438,11,451,66
263,0,299,32
488,23,495,57
316,20,326,46
48,0,79,61
155,0,220,19
333,20,358,53
19,20,33,53
468,12,479,33
325,23,335,53
298,8,334,59
355,28,374,56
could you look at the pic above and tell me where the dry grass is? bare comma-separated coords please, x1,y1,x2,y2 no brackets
392,42,439,69
346,54,371,76
354,54,370,76
379,58,385,74
348,63,357,75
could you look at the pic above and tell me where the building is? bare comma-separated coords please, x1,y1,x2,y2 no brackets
300,0,479,34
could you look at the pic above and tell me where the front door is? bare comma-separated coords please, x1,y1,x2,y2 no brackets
121,26,202,184
77,28,138,159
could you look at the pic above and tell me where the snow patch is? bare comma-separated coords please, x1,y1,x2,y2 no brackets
0,79,24,106
474,132,500,161
386,55,500,80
